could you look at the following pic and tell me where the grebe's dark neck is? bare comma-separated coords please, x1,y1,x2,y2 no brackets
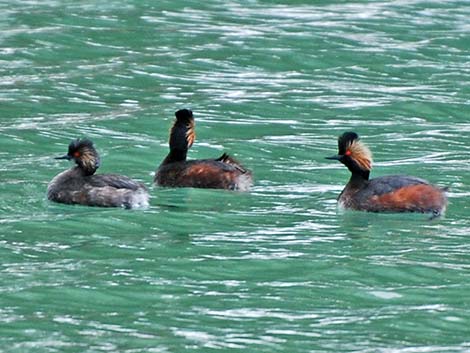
162,109,195,165
343,157,370,182
71,165,95,177
347,169,370,187
161,149,187,165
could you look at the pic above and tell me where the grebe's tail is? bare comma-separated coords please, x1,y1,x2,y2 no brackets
216,153,249,174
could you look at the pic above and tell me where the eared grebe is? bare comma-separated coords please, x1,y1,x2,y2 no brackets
154,109,253,191
326,132,447,218
47,138,149,209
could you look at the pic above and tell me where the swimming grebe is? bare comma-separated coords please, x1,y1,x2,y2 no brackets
326,132,447,217
154,109,253,191
47,138,149,209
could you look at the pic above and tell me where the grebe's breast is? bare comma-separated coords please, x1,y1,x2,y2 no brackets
47,168,83,202
47,170,148,209
155,158,252,191
340,175,447,215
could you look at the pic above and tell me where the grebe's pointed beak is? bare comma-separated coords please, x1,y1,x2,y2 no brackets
325,155,341,160
55,154,71,160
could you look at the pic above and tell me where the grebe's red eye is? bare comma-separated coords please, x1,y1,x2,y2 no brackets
74,151,81,158
345,150,352,156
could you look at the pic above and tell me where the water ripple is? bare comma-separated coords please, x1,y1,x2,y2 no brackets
1,1,470,352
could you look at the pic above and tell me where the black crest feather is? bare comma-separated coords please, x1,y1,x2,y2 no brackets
68,138,94,156
175,109,193,123
338,132,359,154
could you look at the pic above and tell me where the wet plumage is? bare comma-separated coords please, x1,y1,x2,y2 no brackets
154,109,253,191
47,139,149,209
326,132,447,218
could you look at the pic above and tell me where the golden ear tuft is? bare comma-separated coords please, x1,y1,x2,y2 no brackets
349,140,373,171
186,119,195,148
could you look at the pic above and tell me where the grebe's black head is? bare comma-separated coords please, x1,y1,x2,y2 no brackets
169,109,195,150
175,109,193,124
55,138,100,176
326,131,372,179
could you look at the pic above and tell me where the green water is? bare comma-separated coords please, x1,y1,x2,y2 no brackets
1,0,470,352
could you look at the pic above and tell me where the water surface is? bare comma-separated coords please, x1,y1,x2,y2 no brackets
1,1,470,352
